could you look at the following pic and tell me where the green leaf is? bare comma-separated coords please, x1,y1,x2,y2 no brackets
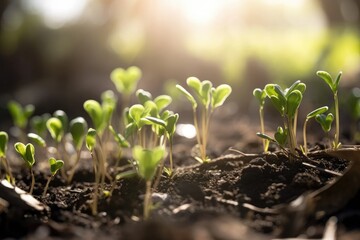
46,117,63,143
317,71,335,93
165,113,179,136
49,157,64,175
212,84,232,109
315,113,334,132
265,84,286,115
136,89,152,105
286,90,303,118
109,125,130,148
27,133,46,147
132,145,165,181
200,80,212,107
70,117,88,150
110,66,142,96
256,132,276,142
176,84,197,110
253,88,266,105
306,106,328,119
154,95,172,112
0,131,8,158
334,71,342,91
53,110,68,132
14,142,35,168
86,128,97,152
146,116,166,128
269,96,285,116
8,101,34,129
83,100,104,132
274,127,287,146
144,100,158,118
30,113,50,136
129,104,145,127
186,77,201,94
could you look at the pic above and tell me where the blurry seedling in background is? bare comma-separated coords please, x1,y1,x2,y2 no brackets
30,113,50,138
86,128,106,215
132,145,165,220
7,101,35,142
42,157,64,197
253,88,269,152
264,80,305,156
347,87,360,142
176,77,232,163
111,66,142,113
67,117,88,183
0,131,14,184
315,113,334,148
27,133,46,148
14,142,36,194
302,106,329,155
316,71,342,149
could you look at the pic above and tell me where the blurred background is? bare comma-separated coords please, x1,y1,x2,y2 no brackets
0,0,359,126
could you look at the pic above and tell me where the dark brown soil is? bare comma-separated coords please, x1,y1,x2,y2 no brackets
1,114,360,240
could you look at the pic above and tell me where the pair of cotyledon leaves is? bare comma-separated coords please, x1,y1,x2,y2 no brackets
176,77,232,111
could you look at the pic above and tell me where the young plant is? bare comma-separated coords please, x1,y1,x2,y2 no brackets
30,113,50,138
0,131,14,184
302,106,328,155
27,133,46,148
348,88,360,141
132,145,165,219
8,101,35,142
316,70,342,149
176,77,232,163
264,80,306,156
86,128,106,215
14,142,36,194
67,117,88,183
315,113,334,147
253,88,269,152
42,157,64,197
257,126,288,152
110,66,142,109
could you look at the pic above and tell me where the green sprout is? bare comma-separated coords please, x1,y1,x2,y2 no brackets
53,110,68,132
0,131,14,184
316,70,342,149
85,128,106,215
315,113,334,147
176,77,232,163
8,101,35,142
30,113,50,138
264,80,306,156
14,142,36,194
110,66,142,107
253,88,269,152
42,157,64,197
46,117,64,144
67,117,88,183
302,106,328,155
348,87,360,141
132,145,165,219
27,133,46,148
256,126,287,152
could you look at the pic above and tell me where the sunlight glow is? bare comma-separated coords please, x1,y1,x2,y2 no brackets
176,124,196,139
24,0,88,29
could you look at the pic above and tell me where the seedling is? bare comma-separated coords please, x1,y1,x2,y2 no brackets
316,70,342,149
42,157,64,197
86,128,106,215
27,133,46,148
264,80,306,156
253,88,269,152
347,87,360,141
315,113,334,147
30,113,50,138
67,117,88,183
256,127,288,153
14,142,36,194
46,117,64,144
8,101,34,142
110,66,142,108
302,106,328,155
0,131,14,184
132,145,165,219
176,77,232,163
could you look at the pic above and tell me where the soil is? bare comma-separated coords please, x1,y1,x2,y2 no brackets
1,113,360,240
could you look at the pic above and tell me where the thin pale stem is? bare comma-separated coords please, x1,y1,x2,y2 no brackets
67,149,81,184
1,157,15,184
169,137,174,173
42,175,53,197
334,92,340,149
29,168,35,195
287,117,297,156
259,106,268,152
193,108,202,157
293,110,298,140
144,180,152,220
303,118,309,155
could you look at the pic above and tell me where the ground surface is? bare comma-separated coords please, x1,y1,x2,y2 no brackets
1,112,360,240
